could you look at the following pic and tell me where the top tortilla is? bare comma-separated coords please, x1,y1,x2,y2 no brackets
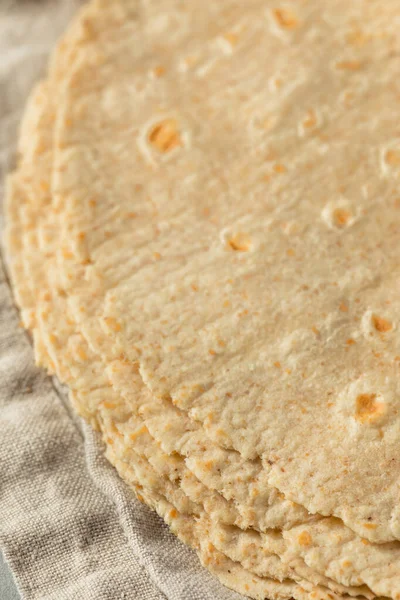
6,7,367,597
52,0,400,542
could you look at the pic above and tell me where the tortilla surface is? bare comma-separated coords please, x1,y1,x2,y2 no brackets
6,0,400,598
50,0,400,544
7,3,352,598
8,77,362,600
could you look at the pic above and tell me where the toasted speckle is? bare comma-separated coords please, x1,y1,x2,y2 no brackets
335,60,362,71
372,314,392,333
298,531,312,546
226,233,252,252
272,7,299,30
148,119,183,153
333,208,351,228
152,66,165,78
355,393,385,424
322,201,356,231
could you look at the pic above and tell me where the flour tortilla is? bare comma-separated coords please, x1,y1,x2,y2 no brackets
103,443,334,600
104,444,298,600
5,69,394,593
9,126,354,600
6,1,400,596
7,0,400,592
51,0,400,543
13,6,320,547
5,8,378,598
15,167,400,599
6,53,378,599
4,6,341,599
9,79,367,600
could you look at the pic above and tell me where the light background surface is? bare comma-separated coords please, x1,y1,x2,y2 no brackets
0,551,20,600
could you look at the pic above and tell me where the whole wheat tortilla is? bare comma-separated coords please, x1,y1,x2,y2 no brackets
5,5,348,598
5,6,380,599
9,0,400,596
9,71,367,600
16,161,400,598
8,50,400,600
8,105,358,600
51,0,400,543
6,0,400,596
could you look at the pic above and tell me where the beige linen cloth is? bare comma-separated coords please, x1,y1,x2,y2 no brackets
0,2,244,598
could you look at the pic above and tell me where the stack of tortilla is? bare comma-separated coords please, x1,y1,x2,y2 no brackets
5,0,400,597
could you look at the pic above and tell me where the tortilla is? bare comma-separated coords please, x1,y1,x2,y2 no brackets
12,172,376,600
6,4,346,598
10,78,365,600
6,69,393,600
8,121,354,600
6,0,400,598
51,0,400,543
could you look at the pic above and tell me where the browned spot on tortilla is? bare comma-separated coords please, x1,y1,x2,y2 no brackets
335,60,362,71
227,233,252,252
148,119,183,153
385,149,400,167
363,522,378,529
302,109,317,130
342,560,352,568
333,208,351,227
222,32,239,46
346,29,369,47
103,316,122,332
272,8,299,29
273,163,287,174
152,66,165,77
298,531,312,546
372,314,392,333
355,393,385,424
